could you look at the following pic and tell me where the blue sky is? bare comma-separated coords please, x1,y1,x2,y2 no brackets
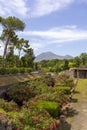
0,0,87,57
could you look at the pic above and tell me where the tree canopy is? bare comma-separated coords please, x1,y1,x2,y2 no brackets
0,16,25,31
0,16,35,69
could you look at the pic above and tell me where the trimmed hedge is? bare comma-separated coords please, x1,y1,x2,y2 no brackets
54,86,71,94
0,67,32,75
36,100,61,118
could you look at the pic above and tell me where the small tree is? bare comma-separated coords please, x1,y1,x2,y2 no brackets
74,56,81,67
63,59,69,70
80,53,87,66
21,47,35,68
0,16,25,67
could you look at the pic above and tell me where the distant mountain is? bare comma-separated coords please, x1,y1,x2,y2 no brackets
35,51,73,62
64,55,73,59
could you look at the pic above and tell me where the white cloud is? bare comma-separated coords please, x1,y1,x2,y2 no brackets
30,0,74,18
18,25,87,53
1,0,73,18
0,0,28,17
0,0,87,19
1,25,87,55
21,26,87,44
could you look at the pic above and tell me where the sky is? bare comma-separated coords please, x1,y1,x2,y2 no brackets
0,0,87,57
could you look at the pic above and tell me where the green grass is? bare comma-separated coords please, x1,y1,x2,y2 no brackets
73,79,87,99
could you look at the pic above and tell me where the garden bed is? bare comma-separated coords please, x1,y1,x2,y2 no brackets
0,73,74,130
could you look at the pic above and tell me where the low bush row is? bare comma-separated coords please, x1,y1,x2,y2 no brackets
0,100,60,130
57,74,74,88
54,86,71,94
0,67,32,75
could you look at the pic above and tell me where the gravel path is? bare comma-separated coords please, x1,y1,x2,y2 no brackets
66,80,87,130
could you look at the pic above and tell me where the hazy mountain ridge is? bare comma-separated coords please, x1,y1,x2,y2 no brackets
35,52,73,62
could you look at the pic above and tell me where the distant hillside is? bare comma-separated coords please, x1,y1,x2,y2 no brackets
35,51,73,62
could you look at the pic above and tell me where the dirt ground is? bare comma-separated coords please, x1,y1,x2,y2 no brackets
65,79,87,130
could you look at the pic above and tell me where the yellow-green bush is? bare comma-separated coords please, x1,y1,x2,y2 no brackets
54,86,71,94
36,100,61,118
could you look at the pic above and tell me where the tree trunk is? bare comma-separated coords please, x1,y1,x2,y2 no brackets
2,35,10,67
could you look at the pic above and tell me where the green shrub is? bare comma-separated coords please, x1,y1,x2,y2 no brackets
28,77,53,95
26,68,32,73
57,74,74,88
0,68,7,75
0,67,32,75
0,99,19,112
54,86,71,94
0,108,9,127
42,74,55,87
7,108,59,130
19,68,26,73
10,68,19,74
37,100,61,118
5,86,36,106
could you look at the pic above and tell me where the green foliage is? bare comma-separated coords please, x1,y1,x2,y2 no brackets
27,75,55,95
58,74,74,88
0,72,73,129
5,86,36,105
62,59,69,70
34,87,69,106
21,48,35,68
0,16,25,67
0,16,34,69
36,100,61,118
0,16,25,31
0,108,9,127
54,86,71,94
0,99,59,129
36,52,87,73
0,68,9,75
42,74,55,87
0,67,32,75
19,67,32,74
7,108,58,130
80,53,87,66
0,99,19,112
73,56,81,67
39,59,64,72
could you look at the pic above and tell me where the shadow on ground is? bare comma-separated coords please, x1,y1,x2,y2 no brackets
74,91,80,94
58,121,71,130
67,107,78,117
59,106,78,130
59,97,79,130
70,98,78,103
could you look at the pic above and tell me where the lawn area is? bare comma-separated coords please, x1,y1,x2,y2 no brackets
74,79,87,100
66,79,87,130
